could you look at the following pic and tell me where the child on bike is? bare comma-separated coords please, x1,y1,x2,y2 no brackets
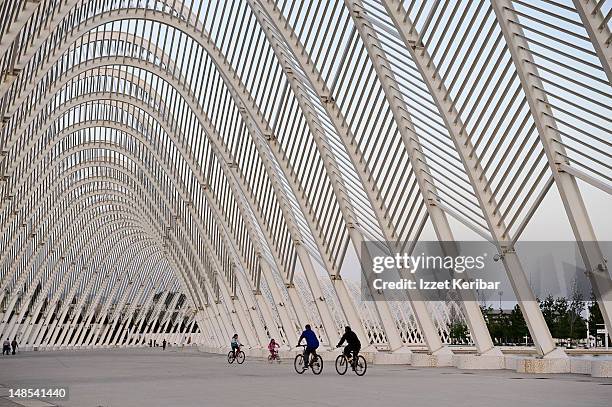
231,333,241,357
268,338,280,359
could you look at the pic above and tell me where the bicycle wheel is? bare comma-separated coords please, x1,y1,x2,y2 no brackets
335,354,348,375
236,351,245,364
227,351,235,364
354,355,367,376
311,354,323,375
294,354,306,374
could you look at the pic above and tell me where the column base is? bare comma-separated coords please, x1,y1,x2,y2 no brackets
516,348,570,373
569,357,592,375
566,357,612,377
373,346,412,365
590,360,612,377
412,346,454,367
454,347,505,370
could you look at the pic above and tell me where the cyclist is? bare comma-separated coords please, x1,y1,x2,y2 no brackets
336,326,361,369
230,333,242,358
297,324,319,369
268,338,280,359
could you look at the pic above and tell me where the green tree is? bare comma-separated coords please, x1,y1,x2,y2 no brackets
448,321,469,344
539,288,587,345
566,285,586,343
447,306,469,344
539,295,556,335
482,305,513,344
588,291,604,335
508,304,529,343
552,297,569,338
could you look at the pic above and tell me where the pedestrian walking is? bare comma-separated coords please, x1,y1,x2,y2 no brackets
2,338,10,355
162,339,167,350
11,338,18,355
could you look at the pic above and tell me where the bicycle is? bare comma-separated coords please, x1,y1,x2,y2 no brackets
227,348,245,364
294,345,323,375
335,351,367,376
268,351,281,363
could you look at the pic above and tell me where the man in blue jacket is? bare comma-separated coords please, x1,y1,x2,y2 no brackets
297,324,319,368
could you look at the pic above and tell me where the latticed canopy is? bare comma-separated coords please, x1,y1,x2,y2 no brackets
0,0,610,355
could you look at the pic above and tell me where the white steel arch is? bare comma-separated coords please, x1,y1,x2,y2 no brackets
0,0,610,363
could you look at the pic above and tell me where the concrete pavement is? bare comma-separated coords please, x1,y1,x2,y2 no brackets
0,348,610,407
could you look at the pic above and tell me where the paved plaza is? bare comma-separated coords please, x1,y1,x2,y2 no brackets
0,348,610,407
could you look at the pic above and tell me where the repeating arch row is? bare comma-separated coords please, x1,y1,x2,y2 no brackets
0,0,610,357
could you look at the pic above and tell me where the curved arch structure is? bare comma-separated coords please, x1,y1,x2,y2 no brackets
0,0,610,365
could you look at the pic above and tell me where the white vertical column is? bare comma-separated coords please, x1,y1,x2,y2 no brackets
493,0,612,335
378,0,557,356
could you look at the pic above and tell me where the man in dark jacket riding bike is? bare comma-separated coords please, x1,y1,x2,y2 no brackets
337,326,361,369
